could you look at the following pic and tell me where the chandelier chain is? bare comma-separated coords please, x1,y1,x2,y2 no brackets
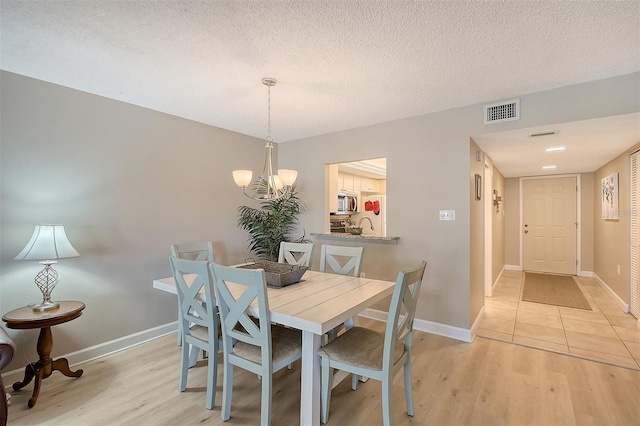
267,84,272,142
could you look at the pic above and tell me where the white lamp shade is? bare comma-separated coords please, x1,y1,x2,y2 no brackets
15,225,80,261
278,169,298,186
233,170,253,187
270,175,284,190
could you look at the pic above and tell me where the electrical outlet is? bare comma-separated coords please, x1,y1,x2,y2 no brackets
617,265,621,275
439,210,456,221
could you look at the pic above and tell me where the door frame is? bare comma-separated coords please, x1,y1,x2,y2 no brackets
519,174,581,275
484,157,493,297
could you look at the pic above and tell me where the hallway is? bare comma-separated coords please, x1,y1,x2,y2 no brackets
477,270,640,370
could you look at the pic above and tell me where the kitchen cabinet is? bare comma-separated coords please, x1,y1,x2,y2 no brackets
353,176,361,193
360,177,380,193
338,172,355,193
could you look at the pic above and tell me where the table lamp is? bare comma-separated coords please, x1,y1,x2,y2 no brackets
14,224,80,311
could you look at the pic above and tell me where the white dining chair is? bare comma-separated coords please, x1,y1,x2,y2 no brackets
319,244,363,277
169,257,221,410
319,244,364,340
278,241,314,268
210,263,302,425
318,261,427,425
171,242,214,348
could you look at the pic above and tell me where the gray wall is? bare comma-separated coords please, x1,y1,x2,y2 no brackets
0,71,275,371
280,72,640,330
2,71,639,371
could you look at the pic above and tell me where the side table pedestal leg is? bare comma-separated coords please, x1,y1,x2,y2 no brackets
52,358,83,378
12,362,38,391
28,369,45,408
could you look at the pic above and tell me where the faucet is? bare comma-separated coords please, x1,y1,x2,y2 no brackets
358,216,375,231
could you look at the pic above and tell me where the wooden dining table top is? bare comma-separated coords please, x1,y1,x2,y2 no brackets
153,269,396,335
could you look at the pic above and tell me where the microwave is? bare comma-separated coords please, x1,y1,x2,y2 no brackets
337,193,357,213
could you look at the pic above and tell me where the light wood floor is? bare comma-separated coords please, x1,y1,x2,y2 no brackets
477,270,640,370
6,317,640,425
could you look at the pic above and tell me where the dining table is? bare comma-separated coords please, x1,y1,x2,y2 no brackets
152,268,396,426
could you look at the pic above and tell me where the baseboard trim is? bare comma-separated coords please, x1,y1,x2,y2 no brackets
578,270,594,278
504,264,522,271
470,305,485,342
592,273,630,313
2,322,177,387
359,308,473,343
492,266,506,292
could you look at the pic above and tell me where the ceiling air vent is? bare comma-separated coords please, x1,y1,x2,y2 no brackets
484,99,520,125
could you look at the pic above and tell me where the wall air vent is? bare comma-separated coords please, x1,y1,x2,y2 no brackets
484,99,520,125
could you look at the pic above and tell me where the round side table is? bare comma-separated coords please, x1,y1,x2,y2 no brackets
2,300,85,408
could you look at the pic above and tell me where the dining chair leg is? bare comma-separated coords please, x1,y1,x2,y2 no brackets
382,377,394,426
221,361,233,421
177,304,183,346
403,361,414,416
205,352,216,410
261,373,272,426
320,357,333,424
179,339,189,392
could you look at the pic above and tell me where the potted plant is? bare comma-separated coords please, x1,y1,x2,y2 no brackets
237,184,309,261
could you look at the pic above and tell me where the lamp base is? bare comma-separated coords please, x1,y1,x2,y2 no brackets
30,301,60,312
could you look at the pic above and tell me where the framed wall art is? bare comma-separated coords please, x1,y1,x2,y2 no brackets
475,174,482,201
601,172,619,219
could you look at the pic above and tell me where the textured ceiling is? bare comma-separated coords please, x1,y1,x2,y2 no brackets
1,1,639,154
474,113,640,178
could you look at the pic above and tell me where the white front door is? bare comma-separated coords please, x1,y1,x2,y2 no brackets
523,177,577,274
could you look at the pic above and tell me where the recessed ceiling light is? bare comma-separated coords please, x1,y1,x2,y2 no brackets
530,131,556,137
542,165,557,170
545,146,566,152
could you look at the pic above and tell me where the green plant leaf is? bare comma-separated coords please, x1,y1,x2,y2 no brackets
237,183,310,261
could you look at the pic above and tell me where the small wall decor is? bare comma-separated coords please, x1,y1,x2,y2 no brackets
601,172,619,219
475,174,482,200
493,190,502,212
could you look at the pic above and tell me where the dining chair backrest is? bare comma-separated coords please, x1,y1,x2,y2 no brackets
170,257,217,334
210,263,272,374
171,241,214,263
210,263,302,424
319,245,364,277
382,261,427,372
278,242,314,268
169,256,221,410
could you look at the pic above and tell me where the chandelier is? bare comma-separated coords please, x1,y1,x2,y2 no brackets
233,78,297,200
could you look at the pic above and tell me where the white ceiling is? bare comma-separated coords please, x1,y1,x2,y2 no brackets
1,1,639,176
475,113,640,178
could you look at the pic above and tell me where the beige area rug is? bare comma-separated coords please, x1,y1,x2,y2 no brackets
522,272,591,310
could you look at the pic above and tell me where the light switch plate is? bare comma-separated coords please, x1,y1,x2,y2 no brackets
439,210,456,221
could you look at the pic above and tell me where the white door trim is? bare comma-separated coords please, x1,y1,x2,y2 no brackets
519,174,581,275
629,151,640,320
484,157,493,297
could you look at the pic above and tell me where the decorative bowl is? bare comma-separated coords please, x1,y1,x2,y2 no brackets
349,227,363,235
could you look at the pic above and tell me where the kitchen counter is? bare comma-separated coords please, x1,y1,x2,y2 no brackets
310,232,399,244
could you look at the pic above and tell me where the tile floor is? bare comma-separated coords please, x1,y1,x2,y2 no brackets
476,270,640,370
